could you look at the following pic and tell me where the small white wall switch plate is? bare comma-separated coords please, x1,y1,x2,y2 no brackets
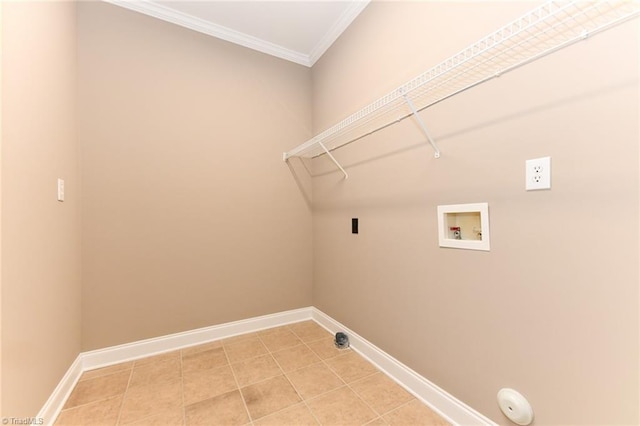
525,157,551,190
57,178,65,202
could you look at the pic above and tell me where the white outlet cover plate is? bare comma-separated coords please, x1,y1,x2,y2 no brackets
525,156,551,191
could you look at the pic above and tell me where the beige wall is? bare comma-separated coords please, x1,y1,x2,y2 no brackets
0,1,4,417
78,3,313,350
1,1,81,417
2,1,637,422
311,2,639,425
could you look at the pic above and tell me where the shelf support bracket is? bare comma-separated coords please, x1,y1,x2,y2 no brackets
319,141,348,179
403,95,441,159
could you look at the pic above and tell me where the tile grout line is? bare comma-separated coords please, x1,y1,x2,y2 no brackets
331,355,423,424
55,321,437,425
223,339,254,425
333,351,421,422
55,366,136,417
180,349,186,426
291,324,366,424
77,362,133,383
381,397,421,418
117,355,184,425
237,323,328,424
225,326,397,426
338,355,414,423
114,365,135,426
223,323,328,373
344,373,390,422
298,323,393,425
229,355,281,388
53,396,114,423
310,337,392,424
140,329,333,425
281,324,324,426
311,320,448,425
252,329,316,425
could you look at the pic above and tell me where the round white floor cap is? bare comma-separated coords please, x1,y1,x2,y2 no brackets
497,388,534,425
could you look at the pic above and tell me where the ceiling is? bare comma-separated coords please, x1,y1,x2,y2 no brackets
104,0,370,67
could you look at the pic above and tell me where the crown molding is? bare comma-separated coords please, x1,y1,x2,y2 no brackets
102,0,312,67
309,0,370,66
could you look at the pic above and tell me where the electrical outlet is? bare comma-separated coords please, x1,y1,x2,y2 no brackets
525,157,551,190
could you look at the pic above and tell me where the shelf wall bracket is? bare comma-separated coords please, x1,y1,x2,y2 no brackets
319,141,349,179
403,94,441,159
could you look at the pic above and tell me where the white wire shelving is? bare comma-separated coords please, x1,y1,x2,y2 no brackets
283,0,639,179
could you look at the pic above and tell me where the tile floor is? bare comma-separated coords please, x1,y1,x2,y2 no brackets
56,321,450,425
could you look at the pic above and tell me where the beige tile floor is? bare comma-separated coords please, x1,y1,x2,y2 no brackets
56,321,450,425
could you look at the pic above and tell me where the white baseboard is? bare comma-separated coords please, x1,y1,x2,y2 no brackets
81,307,313,371
39,306,493,426
37,356,83,426
312,307,496,426
38,307,313,425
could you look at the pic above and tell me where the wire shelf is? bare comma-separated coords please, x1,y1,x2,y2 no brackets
283,0,639,162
